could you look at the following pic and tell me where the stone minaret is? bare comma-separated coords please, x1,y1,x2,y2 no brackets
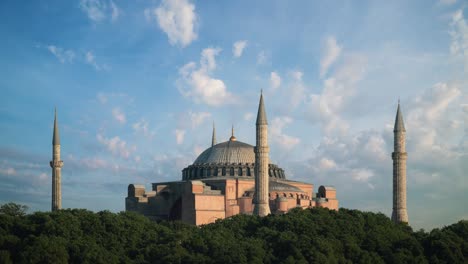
253,92,271,216
391,101,408,224
50,109,63,211
212,122,217,147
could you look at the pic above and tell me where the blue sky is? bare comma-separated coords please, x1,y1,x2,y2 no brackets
0,0,466,230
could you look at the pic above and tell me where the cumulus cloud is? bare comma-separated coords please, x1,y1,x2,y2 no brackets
270,71,281,90
178,47,234,106
175,129,186,144
351,168,374,182
270,116,300,150
232,40,248,58
47,45,75,63
406,82,462,156
257,51,267,65
0,167,16,176
132,119,155,138
96,134,135,158
80,0,120,22
85,51,108,71
244,112,254,121
289,71,306,109
319,158,337,170
439,0,457,5
145,0,198,47
112,108,126,124
188,111,211,128
307,54,367,135
320,36,342,78
450,9,468,72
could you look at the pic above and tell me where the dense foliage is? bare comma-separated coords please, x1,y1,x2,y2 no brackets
0,205,466,263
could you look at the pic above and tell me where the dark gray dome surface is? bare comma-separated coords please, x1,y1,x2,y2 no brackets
194,140,256,165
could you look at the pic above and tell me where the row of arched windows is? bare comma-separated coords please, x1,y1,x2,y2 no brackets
182,166,286,180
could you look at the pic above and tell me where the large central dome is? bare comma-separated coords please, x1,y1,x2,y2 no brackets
182,137,285,181
194,140,255,165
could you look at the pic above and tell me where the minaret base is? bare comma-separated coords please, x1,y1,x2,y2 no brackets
253,203,271,217
391,209,408,224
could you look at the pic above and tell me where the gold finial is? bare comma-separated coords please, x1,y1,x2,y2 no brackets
229,124,237,141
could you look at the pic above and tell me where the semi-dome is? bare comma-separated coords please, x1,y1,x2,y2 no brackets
194,140,255,164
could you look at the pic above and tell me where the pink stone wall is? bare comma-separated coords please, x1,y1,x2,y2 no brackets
195,211,226,225
238,197,253,213
194,194,225,210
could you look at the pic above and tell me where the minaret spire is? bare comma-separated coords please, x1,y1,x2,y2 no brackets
392,101,408,224
253,91,271,216
211,122,217,147
53,107,60,145
50,108,64,211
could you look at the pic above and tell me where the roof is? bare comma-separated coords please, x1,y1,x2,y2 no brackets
246,180,304,193
194,140,257,164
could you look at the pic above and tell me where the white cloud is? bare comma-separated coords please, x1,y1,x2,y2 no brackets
96,134,134,158
450,9,468,72
175,129,186,144
439,0,457,5
112,108,126,124
0,167,16,176
307,54,367,135
189,111,211,128
244,112,254,121
270,71,281,90
80,0,119,22
233,40,248,58
147,0,198,47
178,47,234,106
407,82,461,151
319,158,336,170
270,116,300,150
194,145,204,156
257,51,267,65
80,157,109,169
38,172,48,182
320,36,342,78
289,70,306,109
133,119,155,138
351,168,374,182
47,45,75,63
85,51,107,71
110,0,120,21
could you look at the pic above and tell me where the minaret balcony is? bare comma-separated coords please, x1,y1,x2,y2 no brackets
50,160,64,168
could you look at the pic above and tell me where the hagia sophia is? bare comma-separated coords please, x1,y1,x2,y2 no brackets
50,92,408,226
125,94,339,225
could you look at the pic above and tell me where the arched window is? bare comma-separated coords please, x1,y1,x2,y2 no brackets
207,168,211,177
214,167,218,176
238,168,243,176
200,168,204,178
222,167,226,176
230,167,234,176
247,167,251,176
194,168,198,178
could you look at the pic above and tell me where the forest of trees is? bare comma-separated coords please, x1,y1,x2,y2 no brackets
0,203,466,263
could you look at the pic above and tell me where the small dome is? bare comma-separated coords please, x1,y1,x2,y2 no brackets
194,140,255,164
